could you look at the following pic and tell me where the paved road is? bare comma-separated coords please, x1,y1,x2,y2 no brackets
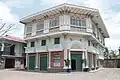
0,68,120,80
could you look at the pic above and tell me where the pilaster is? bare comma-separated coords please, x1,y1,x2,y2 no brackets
85,51,89,68
82,51,85,70
25,53,28,68
44,19,49,33
32,22,37,36
48,51,51,68
59,15,70,31
35,53,39,70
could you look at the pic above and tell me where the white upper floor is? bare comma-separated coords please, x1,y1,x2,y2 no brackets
20,3,109,46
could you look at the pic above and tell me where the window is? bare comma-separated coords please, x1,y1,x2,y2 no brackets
70,17,86,26
31,41,35,47
41,40,46,46
81,19,86,26
36,21,44,30
79,19,81,26
53,54,60,67
70,17,76,25
93,44,95,47
54,37,60,44
26,27,32,33
88,40,90,46
49,17,59,27
26,24,32,33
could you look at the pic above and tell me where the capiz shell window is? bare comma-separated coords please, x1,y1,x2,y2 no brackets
36,20,44,30
70,17,86,26
49,17,59,27
53,54,60,67
26,24,32,33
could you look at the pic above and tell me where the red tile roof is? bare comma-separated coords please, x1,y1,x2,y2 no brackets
4,35,26,43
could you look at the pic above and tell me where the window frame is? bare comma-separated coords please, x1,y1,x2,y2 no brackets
30,41,35,47
54,37,60,44
41,40,46,46
49,17,59,28
70,16,86,27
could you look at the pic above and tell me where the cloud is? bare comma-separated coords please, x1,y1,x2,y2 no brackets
83,0,120,50
0,2,19,22
0,1,24,37
3,0,34,8
1,0,120,50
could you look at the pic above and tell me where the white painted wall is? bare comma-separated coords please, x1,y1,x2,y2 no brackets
24,13,105,60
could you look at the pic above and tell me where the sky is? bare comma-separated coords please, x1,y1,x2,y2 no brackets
0,0,120,50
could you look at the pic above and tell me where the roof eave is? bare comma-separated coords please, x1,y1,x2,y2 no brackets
20,3,98,23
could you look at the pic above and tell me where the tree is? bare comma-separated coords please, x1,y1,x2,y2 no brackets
0,19,15,65
104,47,109,59
0,22,15,37
109,50,117,59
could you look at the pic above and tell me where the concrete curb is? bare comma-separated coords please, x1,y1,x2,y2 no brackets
89,68,104,73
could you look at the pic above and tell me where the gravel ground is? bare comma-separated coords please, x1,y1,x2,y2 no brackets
0,68,120,80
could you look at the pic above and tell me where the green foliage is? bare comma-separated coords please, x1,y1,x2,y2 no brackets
109,50,118,59
104,47,120,59
104,47,109,59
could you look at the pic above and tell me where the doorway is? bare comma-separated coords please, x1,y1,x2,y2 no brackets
29,56,35,70
71,53,82,71
5,58,15,68
40,54,47,71
71,59,76,70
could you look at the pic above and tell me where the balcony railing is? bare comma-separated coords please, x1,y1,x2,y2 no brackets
26,33,32,37
36,46,47,52
70,26,86,32
36,30,44,36
2,51,15,56
49,44,63,51
49,27,59,33
87,46,99,54
25,47,35,53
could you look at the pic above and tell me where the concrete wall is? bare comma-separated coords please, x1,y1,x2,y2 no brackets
24,14,105,59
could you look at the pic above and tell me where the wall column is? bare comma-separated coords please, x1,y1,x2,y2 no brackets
35,53,39,70
48,51,51,68
68,49,71,69
85,51,89,68
96,54,99,68
91,53,94,69
25,53,28,68
1,42,4,51
63,49,68,69
82,51,85,71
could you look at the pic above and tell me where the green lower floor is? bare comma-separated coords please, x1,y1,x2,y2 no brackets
27,51,102,72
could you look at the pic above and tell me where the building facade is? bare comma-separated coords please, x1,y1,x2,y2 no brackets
0,35,26,69
20,3,109,72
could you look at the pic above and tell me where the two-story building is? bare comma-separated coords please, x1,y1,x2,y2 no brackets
0,35,26,69
20,3,109,72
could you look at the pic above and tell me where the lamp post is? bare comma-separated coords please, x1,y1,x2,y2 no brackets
118,46,120,55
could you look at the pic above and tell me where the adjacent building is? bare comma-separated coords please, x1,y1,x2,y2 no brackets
0,35,26,69
20,3,109,72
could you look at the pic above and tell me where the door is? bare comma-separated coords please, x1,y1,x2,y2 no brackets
71,59,76,70
5,59,15,68
40,54,47,70
71,53,82,71
29,56,35,70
